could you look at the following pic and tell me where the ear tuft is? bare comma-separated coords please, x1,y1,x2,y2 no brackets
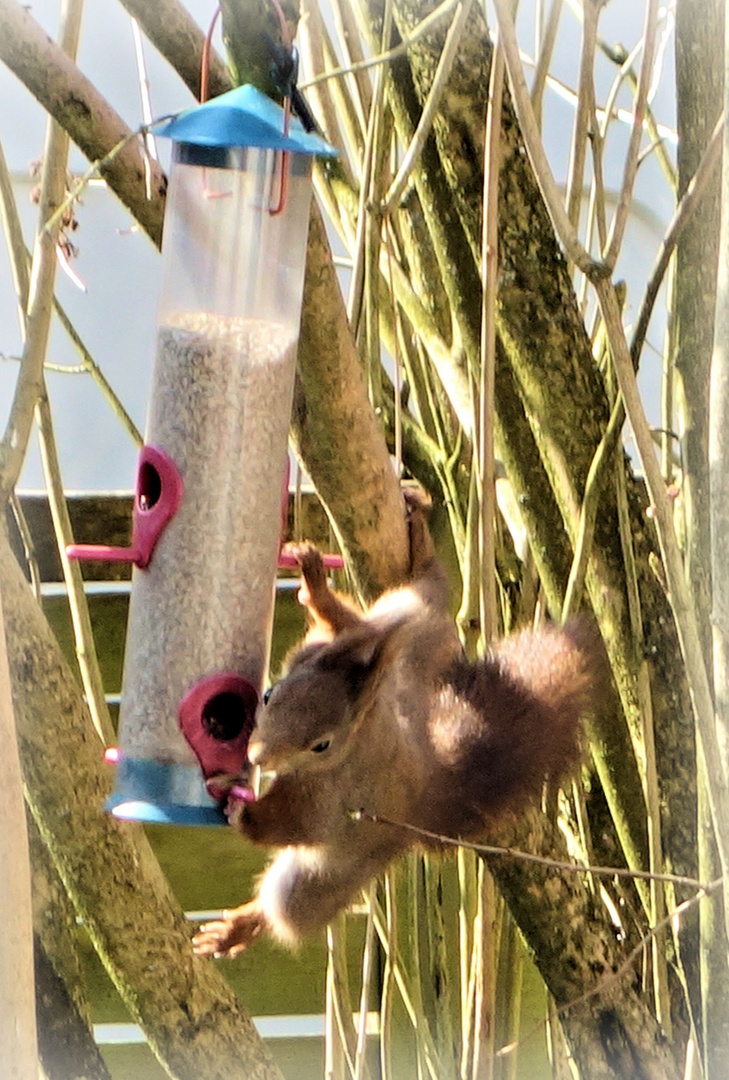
318,620,395,689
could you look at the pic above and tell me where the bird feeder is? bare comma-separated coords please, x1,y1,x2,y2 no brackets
69,85,336,823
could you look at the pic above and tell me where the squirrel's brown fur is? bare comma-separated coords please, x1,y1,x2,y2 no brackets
192,491,597,958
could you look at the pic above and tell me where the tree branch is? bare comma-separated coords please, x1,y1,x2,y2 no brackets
0,0,165,245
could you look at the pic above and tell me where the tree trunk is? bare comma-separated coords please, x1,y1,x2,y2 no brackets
486,812,681,1080
29,813,112,1080
674,1,728,1071
295,204,410,600
0,565,38,1079
34,931,112,1080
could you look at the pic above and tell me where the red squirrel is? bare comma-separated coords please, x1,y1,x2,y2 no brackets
192,491,594,958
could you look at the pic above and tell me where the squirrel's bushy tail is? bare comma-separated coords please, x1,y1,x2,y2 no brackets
440,620,600,832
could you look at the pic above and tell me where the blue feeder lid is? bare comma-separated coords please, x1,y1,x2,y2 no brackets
154,84,337,157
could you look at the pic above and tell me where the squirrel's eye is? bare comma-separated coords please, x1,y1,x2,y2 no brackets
310,738,331,754
262,686,273,705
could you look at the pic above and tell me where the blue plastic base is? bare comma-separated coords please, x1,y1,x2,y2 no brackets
106,756,226,825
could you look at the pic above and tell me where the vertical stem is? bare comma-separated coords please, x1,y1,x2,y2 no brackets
564,0,599,232
379,869,397,1080
325,926,346,1080
493,908,523,1080
602,0,659,268
478,31,504,644
661,258,677,481
458,847,478,1076
354,882,377,1080
35,393,115,744
595,276,729,947
709,0,729,792
327,913,361,1079
0,576,38,1078
347,0,392,333
615,455,672,1033
470,863,497,1080
530,0,563,129
491,0,602,277
0,0,84,499
8,0,112,745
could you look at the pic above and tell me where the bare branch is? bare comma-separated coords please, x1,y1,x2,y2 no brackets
564,0,599,232
491,0,606,278
631,113,723,369
117,0,232,100
477,28,505,642
382,0,472,214
602,0,659,269
0,0,165,245
530,0,563,128
595,277,729,951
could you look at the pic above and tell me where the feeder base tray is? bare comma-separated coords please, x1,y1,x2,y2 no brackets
106,756,227,825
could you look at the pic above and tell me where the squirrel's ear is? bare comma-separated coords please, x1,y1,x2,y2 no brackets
319,619,397,689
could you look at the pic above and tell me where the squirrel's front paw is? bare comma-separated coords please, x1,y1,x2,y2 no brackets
192,903,265,959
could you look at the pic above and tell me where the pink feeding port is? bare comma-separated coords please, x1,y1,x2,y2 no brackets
178,673,259,802
66,445,184,569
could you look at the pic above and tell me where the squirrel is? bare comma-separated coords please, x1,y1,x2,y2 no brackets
192,490,597,959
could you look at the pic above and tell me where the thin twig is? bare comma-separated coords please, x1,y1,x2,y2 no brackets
7,493,41,601
299,0,354,183
497,879,720,1058
32,0,114,747
354,811,713,890
0,0,114,744
602,0,659,269
300,0,462,91
530,0,563,129
520,51,677,148
491,0,605,278
477,24,505,645
0,134,142,449
0,138,29,325
372,896,442,1080
41,118,173,240
564,0,599,232
379,871,396,1080
347,0,392,334
384,253,473,432
709,0,729,796
326,915,361,1080
52,300,143,446
129,16,158,202
614,440,672,1032
354,882,377,1080
597,34,676,191
0,216,56,500
382,0,473,214
631,112,723,369
330,0,371,133
458,849,478,1078
36,392,115,744
561,393,625,622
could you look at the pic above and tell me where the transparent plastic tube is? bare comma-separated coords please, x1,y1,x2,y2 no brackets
112,145,313,820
